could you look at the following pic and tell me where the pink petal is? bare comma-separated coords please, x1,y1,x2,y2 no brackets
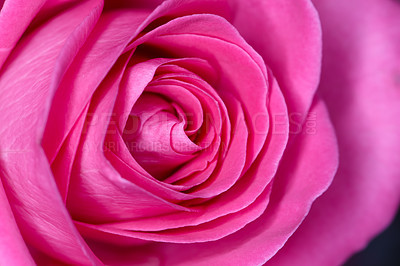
81,78,291,263
42,9,150,163
0,179,34,266
79,185,271,243
105,0,230,20
131,14,270,170
184,93,248,198
0,1,103,264
79,75,287,254
144,82,204,137
108,58,224,193
144,79,224,187
149,70,226,186
0,0,46,67
133,0,232,33
126,101,197,178
153,98,338,265
229,0,322,133
113,58,170,134
51,103,90,201
268,0,400,264
104,0,163,11
67,53,195,223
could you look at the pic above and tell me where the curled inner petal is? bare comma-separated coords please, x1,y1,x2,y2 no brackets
123,93,202,179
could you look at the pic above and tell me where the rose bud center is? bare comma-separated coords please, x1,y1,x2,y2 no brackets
123,92,204,180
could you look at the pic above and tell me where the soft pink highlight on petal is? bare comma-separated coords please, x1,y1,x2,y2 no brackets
0,1,363,265
0,0,46,67
131,14,270,170
42,9,150,163
151,97,337,266
0,179,34,266
78,185,271,243
114,58,169,133
184,94,248,198
0,0,103,264
69,74,287,246
230,0,322,133
268,0,400,265
81,77,290,264
67,53,195,224
51,103,90,201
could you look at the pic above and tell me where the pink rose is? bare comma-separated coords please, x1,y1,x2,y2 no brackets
1,0,399,265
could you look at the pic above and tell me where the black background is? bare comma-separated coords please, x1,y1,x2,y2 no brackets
344,208,400,266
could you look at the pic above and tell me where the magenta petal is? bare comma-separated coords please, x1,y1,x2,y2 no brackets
80,75,289,263
0,179,34,265
51,103,90,201
268,0,400,265
128,110,196,178
67,54,195,223
83,77,287,245
42,9,151,163
145,83,204,135
128,0,232,36
149,98,338,265
230,0,322,131
0,1,103,264
0,0,46,67
187,94,248,198
80,185,271,243
105,145,194,201
135,14,270,169
114,58,170,132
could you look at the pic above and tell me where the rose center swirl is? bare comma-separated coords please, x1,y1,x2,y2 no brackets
123,92,203,179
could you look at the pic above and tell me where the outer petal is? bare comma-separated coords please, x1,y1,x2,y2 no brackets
0,0,46,67
42,9,151,163
268,0,400,265
0,0,103,264
229,0,322,131
0,179,34,266
43,9,151,204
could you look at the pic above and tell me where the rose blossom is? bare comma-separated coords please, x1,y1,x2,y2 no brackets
0,0,399,265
